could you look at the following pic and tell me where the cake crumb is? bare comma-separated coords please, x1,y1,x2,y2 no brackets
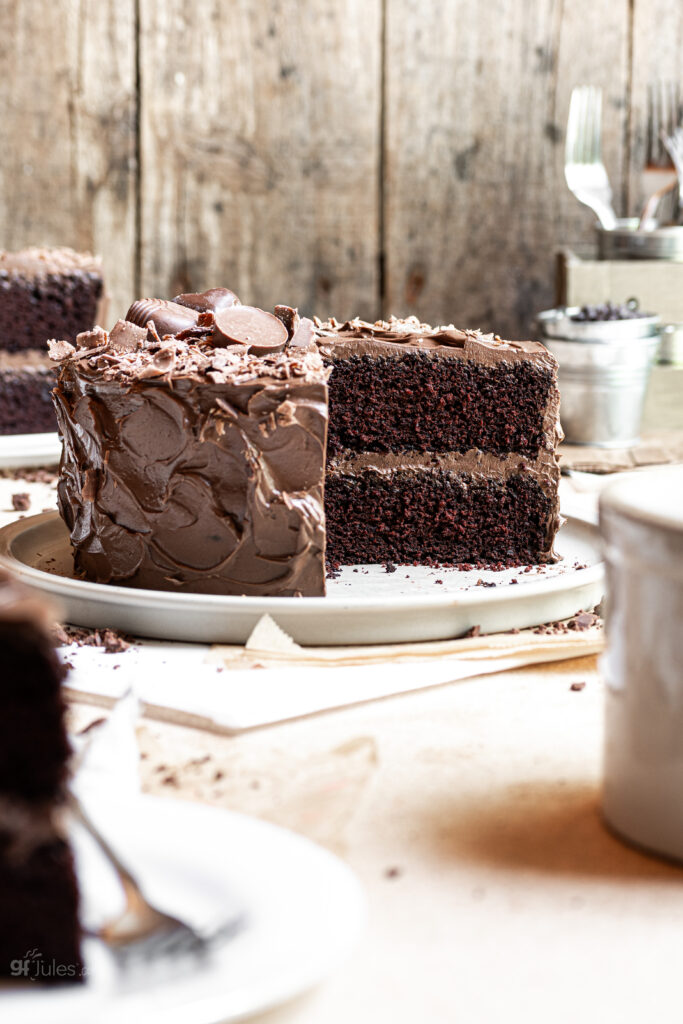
465,625,481,638
570,681,586,692
384,562,397,574
568,611,599,631
11,493,30,511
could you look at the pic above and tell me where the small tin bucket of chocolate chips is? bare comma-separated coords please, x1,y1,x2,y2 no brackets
537,303,661,448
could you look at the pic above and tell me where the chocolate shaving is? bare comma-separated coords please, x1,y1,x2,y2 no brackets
108,318,147,353
174,288,240,313
48,338,77,361
11,493,30,511
274,304,300,338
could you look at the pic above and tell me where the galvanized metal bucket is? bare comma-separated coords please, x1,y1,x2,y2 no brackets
597,219,683,262
537,307,661,448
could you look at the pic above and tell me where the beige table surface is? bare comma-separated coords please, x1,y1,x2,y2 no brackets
4,366,683,1024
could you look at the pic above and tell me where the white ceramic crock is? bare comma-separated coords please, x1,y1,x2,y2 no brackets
600,466,683,860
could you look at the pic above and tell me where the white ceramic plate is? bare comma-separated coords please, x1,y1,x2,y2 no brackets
0,512,604,645
0,431,61,469
0,795,364,1024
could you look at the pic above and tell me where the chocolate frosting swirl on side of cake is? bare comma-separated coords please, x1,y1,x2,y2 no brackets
50,290,329,597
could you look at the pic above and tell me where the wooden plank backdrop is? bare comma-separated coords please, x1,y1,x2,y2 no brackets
0,0,680,338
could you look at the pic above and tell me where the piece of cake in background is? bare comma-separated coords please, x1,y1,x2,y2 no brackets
315,317,563,567
0,570,83,984
0,247,106,436
51,290,329,597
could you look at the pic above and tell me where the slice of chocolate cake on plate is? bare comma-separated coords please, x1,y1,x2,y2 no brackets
0,571,82,984
0,247,106,436
315,316,562,567
51,291,329,597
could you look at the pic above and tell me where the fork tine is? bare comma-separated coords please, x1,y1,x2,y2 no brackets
566,87,580,164
577,86,589,164
593,88,603,162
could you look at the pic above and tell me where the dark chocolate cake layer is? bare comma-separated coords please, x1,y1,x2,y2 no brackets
317,316,563,566
51,294,328,597
0,572,83,983
0,248,105,353
0,827,82,984
0,351,57,435
325,452,558,565
315,317,560,459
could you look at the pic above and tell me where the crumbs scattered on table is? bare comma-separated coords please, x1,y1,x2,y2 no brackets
384,562,397,574
570,681,586,692
10,492,30,511
53,623,132,653
0,466,58,484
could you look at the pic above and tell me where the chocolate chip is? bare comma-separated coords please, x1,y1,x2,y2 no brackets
174,288,240,313
126,298,199,336
213,305,288,354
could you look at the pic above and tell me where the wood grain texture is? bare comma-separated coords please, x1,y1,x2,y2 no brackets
138,0,382,321
0,0,681,336
628,0,683,211
383,0,631,338
0,0,136,316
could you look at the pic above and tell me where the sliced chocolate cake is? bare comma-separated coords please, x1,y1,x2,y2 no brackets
315,317,562,567
0,571,82,984
51,292,329,597
0,248,105,435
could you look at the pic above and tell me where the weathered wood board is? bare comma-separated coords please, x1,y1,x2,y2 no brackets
0,0,679,336
138,0,382,321
383,0,631,338
0,0,137,317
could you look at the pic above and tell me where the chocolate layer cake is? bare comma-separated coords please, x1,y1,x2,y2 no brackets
51,291,328,596
315,317,562,566
0,248,105,435
0,571,82,984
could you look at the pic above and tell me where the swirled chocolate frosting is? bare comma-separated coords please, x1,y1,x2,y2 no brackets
50,291,329,597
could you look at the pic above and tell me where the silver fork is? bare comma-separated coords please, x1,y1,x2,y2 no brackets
69,792,244,966
565,85,618,229
661,126,683,216
640,81,681,226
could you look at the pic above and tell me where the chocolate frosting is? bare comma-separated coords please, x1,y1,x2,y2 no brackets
51,290,329,597
0,246,102,280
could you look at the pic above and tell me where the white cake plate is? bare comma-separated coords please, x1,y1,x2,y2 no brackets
0,431,61,469
1,794,364,1024
0,512,603,645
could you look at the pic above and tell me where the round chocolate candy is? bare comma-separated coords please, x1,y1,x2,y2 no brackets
213,305,289,355
173,288,240,314
126,298,199,336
